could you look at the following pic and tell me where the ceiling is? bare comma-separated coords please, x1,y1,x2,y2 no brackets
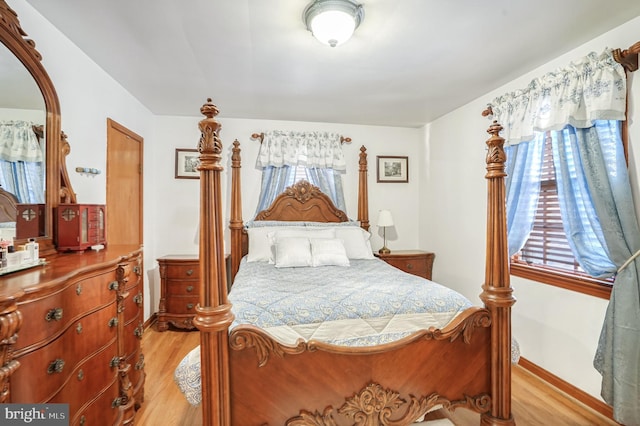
25,0,640,128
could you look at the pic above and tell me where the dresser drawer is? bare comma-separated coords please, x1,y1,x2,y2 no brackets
124,288,143,323
16,273,118,352
125,348,146,401
11,304,118,403
50,342,118,415
72,379,121,426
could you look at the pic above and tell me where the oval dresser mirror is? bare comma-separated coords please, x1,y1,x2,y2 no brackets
0,0,75,256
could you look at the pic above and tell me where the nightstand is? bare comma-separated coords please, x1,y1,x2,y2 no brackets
157,255,200,331
374,250,435,280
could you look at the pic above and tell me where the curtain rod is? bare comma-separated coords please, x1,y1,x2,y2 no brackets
251,132,351,144
613,41,640,72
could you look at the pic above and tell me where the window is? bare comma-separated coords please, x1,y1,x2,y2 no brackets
510,132,614,299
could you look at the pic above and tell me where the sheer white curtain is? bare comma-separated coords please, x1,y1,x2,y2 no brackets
254,130,347,215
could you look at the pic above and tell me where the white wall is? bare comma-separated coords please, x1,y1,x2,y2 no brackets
422,16,640,401
11,0,158,320
149,115,423,313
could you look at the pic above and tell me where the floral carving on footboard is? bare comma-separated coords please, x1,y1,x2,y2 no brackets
286,382,491,426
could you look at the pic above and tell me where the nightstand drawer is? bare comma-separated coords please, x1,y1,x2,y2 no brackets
166,281,199,296
164,264,199,279
375,250,435,280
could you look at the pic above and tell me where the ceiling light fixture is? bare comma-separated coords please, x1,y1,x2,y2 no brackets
302,0,364,48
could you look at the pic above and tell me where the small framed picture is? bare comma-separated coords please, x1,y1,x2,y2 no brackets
175,148,200,179
377,156,408,183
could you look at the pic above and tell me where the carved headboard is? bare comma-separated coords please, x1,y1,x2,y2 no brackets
253,180,349,223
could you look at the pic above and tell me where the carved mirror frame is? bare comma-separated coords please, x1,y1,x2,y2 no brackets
0,0,75,256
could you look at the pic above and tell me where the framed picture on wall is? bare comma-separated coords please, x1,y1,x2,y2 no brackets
376,156,408,183
175,148,200,179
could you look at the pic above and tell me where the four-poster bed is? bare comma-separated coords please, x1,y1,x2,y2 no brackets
186,98,514,425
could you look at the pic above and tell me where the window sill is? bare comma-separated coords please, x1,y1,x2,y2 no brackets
510,263,612,300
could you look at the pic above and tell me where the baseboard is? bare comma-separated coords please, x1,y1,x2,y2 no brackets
143,312,157,330
518,357,614,421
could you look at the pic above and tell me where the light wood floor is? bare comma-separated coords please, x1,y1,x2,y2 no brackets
135,326,619,426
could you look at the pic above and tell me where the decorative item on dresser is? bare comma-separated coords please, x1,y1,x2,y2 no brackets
55,204,107,251
1,246,145,425
375,249,435,280
15,204,45,239
157,255,200,331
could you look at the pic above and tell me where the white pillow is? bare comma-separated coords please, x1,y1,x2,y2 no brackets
334,226,375,259
310,238,350,267
266,228,336,264
274,237,312,268
246,226,307,262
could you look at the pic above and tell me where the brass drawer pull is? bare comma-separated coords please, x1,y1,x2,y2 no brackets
406,263,413,269
110,356,121,368
80,415,86,426
47,359,65,374
108,317,118,328
134,324,144,339
186,303,194,310
76,323,83,334
186,285,194,293
135,354,145,370
133,292,143,306
77,369,84,381
76,283,83,295
45,308,63,322
186,269,194,276
108,281,119,291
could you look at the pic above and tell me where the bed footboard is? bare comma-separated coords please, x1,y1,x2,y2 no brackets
229,307,492,425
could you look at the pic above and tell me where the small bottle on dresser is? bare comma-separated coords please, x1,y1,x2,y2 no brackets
23,239,38,264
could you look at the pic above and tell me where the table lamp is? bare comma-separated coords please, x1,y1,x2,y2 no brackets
377,210,394,254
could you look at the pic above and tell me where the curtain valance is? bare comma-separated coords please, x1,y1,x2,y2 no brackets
256,130,346,170
489,48,627,145
0,120,43,162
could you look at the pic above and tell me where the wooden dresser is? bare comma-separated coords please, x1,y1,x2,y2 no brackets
0,245,144,426
375,250,435,280
157,255,200,331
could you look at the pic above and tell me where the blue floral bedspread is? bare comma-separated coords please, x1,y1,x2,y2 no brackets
174,258,476,405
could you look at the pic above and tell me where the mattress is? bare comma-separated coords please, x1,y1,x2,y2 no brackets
174,257,473,405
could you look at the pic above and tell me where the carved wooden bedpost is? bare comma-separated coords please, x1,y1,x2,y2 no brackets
358,146,370,231
193,99,234,426
229,140,243,282
480,121,516,426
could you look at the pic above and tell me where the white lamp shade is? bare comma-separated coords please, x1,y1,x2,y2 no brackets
377,210,394,227
303,0,364,48
309,10,356,47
